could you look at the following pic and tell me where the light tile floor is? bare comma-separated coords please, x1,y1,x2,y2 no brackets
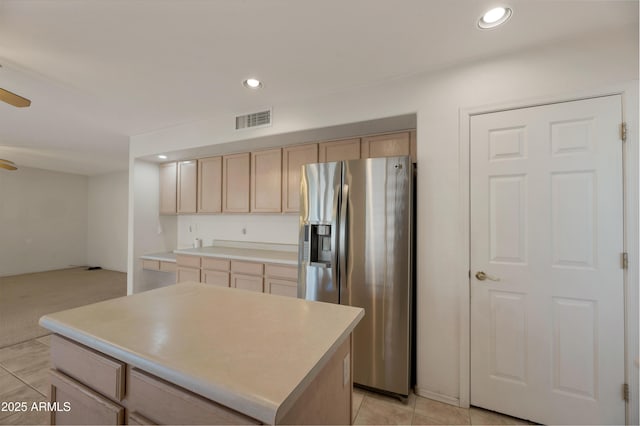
0,335,533,425
352,386,535,425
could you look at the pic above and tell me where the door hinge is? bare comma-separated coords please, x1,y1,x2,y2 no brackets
623,383,629,401
622,252,629,269
621,122,627,142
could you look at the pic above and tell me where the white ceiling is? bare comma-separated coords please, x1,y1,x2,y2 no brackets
0,0,637,175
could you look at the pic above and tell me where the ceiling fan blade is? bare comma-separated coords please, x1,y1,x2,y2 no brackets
0,88,31,108
0,161,17,171
0,159,16,165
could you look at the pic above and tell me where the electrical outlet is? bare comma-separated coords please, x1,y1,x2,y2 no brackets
343,353,350,387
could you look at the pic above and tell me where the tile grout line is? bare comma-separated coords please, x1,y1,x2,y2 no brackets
1,364,48,399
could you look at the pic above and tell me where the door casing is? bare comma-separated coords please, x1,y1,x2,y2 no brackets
457,83,639,425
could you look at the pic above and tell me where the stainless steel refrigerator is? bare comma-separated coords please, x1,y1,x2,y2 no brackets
298,156,413,397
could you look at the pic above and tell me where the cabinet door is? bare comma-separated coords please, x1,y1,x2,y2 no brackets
202,270,229,287
410,130,417,162
231,274,263,293
265,278,297,298
177,160,197,214
222,153,250,213
177,267,200,283
50,369,124,425
318,138,360,162
282,144,318,212
250,148,282,213
198,156,222,213
159,162,177,215
360,132,411,159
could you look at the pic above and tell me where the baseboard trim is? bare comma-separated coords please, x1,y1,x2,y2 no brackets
414,387,461,407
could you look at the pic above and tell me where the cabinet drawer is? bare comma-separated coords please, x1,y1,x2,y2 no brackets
202,270,230,287
142,259,160,271
51,370,124,425
265,278,298,298
231,274,264,293
50,335,125,402
202,257,230,271
159,261,177,273
264,264,298,280
177,267,200,283
176,254,201,268
230,260,263,276
128,368,258,425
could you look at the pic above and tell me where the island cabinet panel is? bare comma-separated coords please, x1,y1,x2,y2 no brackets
198,156,223,213
222,153,250,213
251,148,282,213
159,162,177,215
278,336,352,425
128,368,259,425
282,143,318,212
50,334,125,401
360,131,411,159
318,138,361,162
50,369,124,425
177,160,197,214
127,412,157,425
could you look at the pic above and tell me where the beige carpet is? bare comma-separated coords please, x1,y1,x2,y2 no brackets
0,267,127,348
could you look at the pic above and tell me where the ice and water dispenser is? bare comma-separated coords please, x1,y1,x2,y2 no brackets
301,224,332,265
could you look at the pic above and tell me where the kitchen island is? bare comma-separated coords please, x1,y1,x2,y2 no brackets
39,283,364,425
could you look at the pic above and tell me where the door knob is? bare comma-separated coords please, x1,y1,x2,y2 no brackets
475,271,500,281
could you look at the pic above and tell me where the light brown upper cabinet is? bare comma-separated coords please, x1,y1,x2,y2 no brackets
282,143,318,213
222,153,251,213
251,148,282,213
410,130,417,162
177,160,197,214
318,138,360,162
159,162,177,215
360,131,411,159
197,156,222,213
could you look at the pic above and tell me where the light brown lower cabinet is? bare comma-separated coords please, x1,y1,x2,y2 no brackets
176,267,200,283
176,255,298,295
49,333,352,425
202,269,230,287
50,369,124,425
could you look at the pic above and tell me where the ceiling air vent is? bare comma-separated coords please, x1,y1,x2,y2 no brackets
235,109,272,130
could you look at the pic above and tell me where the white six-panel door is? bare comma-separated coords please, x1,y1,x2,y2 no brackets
470,95,624,425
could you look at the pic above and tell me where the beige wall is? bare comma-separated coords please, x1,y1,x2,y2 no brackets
87,171,129,272
0,166,88,276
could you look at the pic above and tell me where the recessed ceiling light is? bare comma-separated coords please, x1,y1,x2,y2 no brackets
158,155,167,160
478,6,512,29
243,78,263,89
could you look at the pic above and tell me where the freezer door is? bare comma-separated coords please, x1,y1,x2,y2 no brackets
298,162,341,304
342,156,412,396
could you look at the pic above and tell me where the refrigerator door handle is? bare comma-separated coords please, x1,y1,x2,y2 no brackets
339,183,349,302
331,179,341,296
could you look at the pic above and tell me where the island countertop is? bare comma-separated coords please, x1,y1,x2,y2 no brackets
39,283,364,424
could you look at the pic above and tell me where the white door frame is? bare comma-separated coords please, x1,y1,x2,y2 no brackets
457,82,639,425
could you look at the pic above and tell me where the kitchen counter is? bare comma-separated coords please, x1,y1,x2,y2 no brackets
174,245,298,265
40,283,363,424
139,251,176,263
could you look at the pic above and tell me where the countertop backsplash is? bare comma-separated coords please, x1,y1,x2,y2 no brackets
177,214,298,249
